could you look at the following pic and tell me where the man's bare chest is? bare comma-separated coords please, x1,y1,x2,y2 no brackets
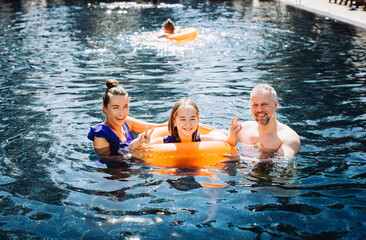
241,130,282,151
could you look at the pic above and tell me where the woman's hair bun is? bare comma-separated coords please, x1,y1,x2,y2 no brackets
105,79,119,89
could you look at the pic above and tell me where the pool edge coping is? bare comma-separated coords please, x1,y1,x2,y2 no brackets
276,0,366,30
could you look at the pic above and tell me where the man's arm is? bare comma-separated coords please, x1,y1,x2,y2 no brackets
277,129,301,157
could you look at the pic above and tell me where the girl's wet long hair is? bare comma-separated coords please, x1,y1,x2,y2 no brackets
102,79,128,108
168,98,200,142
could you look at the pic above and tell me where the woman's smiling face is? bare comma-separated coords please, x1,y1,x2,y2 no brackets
103,95,129,128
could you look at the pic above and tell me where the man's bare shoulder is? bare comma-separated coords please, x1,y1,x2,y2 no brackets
277,122,299,139
239,121,258,141
241,121,257,129
277,121,301,154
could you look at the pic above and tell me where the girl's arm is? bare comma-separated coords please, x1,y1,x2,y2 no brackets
130,135,164,151
174,26,181,33
129,127,155,151
226,116,242,146
126,116,167,134
200,130,227,142
200,116,242,146
149,137,164,144
129,138,142,152
157,32,169,38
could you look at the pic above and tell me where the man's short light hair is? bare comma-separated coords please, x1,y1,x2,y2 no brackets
251,84,277,101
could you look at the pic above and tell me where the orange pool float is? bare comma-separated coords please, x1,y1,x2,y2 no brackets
141,126,238,168
165,27,199,42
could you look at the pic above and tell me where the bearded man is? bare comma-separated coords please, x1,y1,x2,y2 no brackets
238,84,301,157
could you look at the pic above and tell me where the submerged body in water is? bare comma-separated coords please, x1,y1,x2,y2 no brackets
0,0,365,239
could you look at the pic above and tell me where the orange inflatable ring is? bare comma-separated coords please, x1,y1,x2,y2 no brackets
141,126,238,168
166,27,198,42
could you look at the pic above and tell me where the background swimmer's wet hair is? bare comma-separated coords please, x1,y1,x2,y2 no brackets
103,79,128,107
163,18,175,32
168,98,199,143
251,84,277,101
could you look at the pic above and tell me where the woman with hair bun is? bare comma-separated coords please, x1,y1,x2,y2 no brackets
88,79,163,159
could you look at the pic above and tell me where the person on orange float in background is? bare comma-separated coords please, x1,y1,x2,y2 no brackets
129,98,242,151
136,0,159,6
87,79,164,159
225,84,301,161
157,18,181,38
151,0,159,6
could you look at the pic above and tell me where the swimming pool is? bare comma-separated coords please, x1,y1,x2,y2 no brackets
0,0,365,238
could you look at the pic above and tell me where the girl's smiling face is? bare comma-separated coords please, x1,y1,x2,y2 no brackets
174,106,199,141
103,95,129,128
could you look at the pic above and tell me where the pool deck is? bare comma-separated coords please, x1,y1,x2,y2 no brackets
276,0,366,29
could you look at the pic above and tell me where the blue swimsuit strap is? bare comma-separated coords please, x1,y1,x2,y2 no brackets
163,133,201,143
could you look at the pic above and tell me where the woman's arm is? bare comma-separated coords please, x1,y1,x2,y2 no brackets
93,137,111,157
198,123,215,132
126,116,167,133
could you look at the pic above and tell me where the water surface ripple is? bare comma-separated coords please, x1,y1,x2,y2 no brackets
0,0,365,239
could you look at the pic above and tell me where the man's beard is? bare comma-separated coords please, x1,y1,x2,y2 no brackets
255,113,270,126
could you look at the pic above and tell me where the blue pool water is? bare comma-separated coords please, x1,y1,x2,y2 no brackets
0,0,366,238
